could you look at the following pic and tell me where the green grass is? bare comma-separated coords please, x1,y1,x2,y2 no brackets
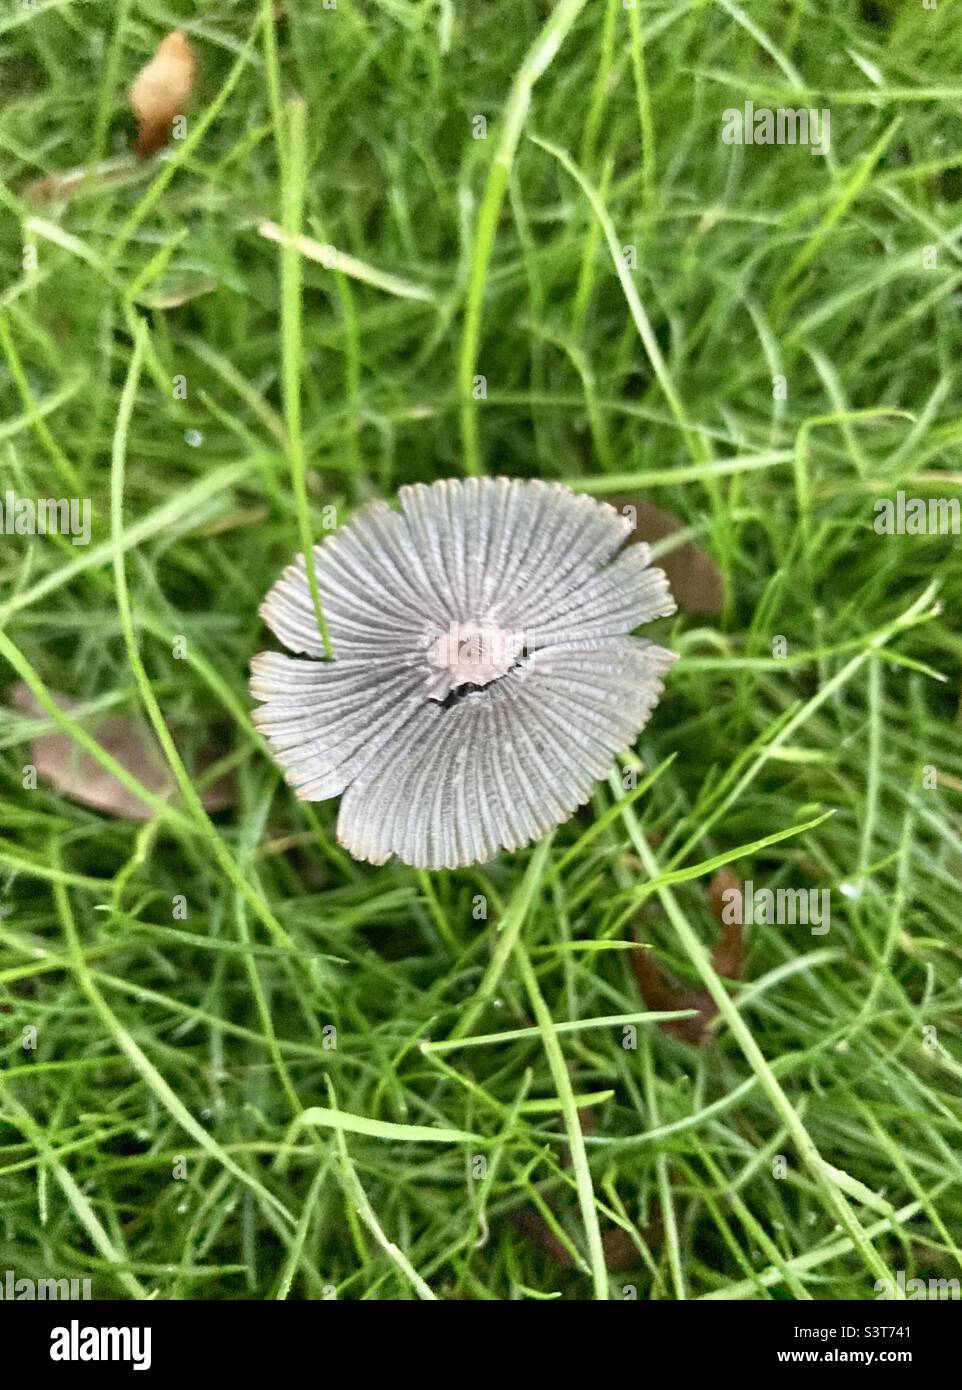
1,0,961,1301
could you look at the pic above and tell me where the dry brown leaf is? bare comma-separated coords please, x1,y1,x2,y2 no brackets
708,866,742,923
10,682,233,819
607,494,724,616
510,1057,661,1275
632,876,744,1046
511,1205,661,1273
22,157,142,205
129,30,196,159
141,278,218,309
707,869,746,980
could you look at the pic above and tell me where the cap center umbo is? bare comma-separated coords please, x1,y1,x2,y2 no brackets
424,622,528,702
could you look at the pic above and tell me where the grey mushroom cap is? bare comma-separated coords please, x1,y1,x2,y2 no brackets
251,476,677,870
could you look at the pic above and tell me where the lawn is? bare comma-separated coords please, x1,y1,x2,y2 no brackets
1,0,961,1301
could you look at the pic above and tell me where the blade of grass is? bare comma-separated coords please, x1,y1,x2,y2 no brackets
459,0,591,475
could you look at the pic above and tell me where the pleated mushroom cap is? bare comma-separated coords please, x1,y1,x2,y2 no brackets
251,477,677,869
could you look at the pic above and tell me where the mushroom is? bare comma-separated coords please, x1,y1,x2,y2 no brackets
251,477,676,869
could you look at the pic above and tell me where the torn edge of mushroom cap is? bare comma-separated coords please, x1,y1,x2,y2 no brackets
250,477,678,870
